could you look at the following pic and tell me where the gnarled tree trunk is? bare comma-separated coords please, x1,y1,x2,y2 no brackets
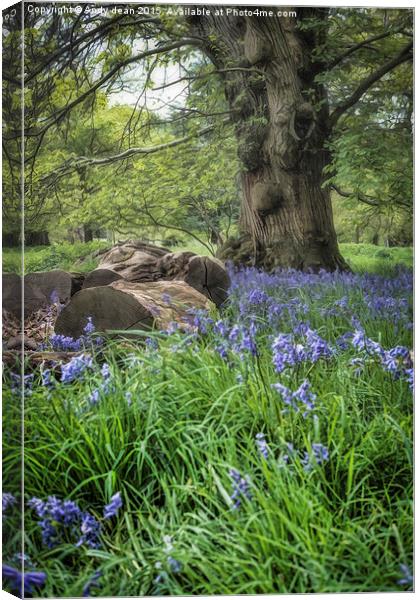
190,9,348,271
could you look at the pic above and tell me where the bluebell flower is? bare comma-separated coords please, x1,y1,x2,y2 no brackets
405,368,414,390
61,354,93,384
302,443,329,471
83,316,96,336
50,333,83,351
145,337,158,350
272,379,316,417
248,289,269,305
77,513,102,548
89,388,100,406
41,368,55,388
229,468,252,509
103,492,122,518
28,496,101,549
397,563,413,587
11,373,34,396
2,492,16,515
167,556,182,573
2,564,46,596
82,570,102,597
255,433,269,459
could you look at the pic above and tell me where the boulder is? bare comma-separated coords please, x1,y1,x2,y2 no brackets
54,280,212,338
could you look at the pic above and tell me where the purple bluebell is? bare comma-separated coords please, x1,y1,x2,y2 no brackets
82,570,102,597
41,368,54,388
2,492,16,514
61,354,93,384
397,563,413,587
49,333,83,352
2,564,46,596
229,468,252,509
83,316,96,336
11,373,34,396
302,443,329,472
405,368,414,390
272,379,316,417
103,492,122,519
28,496,101,549
255,433,269,459
89,388,100,405
145,337,158,350
77,513,102,548
162,293,172,305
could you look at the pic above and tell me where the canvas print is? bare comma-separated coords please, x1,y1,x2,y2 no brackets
2,1,414,597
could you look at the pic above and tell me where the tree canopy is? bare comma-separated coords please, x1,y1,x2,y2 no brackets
2,4,413,253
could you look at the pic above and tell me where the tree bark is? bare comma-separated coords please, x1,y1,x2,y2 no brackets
189,9,348,271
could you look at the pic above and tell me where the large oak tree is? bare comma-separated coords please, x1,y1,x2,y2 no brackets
2,3,413,269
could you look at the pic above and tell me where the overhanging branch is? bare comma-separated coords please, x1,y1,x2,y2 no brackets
328,29,403,70
330,40,413,126
40,121,225,186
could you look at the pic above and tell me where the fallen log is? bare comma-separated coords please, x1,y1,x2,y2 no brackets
3,270,85,319
82,268,124,289
2,273,23,319
25,269,84,303
95,241,230,307
54,280,212,338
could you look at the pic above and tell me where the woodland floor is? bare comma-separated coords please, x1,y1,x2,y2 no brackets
2,243,413,596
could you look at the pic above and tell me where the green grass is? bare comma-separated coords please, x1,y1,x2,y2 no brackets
340,243,413,274
2,252,413,596
2,240,110,274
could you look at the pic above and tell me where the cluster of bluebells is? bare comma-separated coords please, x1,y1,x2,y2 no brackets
301,443,329,472
229,468,252,510
154,535,182,583
28,496,101,549
272,324,333,374
2,564,46,596
2,492,16,517
351,328,413,388
227,264,412,330
279,441,329,472
61,354,94,384
49,317,103,351
272,380,317,417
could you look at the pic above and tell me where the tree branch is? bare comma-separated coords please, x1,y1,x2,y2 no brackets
40,121,225,186
151,66,265,91
328,29,402,69
330,40,413,126
25,38,203,138
331,184,379,207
